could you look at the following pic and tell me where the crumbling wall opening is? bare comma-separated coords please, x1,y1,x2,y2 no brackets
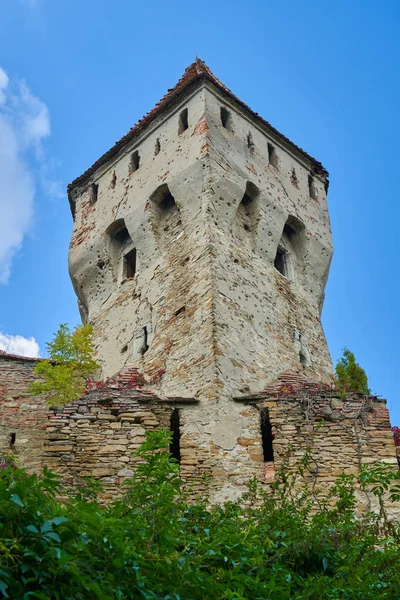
178,108,188,134
260,408,274,462
169,409,181,464
154,138,161,155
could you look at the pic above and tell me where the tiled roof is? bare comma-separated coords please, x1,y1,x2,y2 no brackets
67,58,328,193
0,350,41,362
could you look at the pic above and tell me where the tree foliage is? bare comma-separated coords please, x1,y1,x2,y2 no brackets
1,431,400,599
335,348,371,397
29,324,100,406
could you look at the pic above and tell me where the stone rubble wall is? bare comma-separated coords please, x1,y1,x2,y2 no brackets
0,353,48,471
1,357,398,512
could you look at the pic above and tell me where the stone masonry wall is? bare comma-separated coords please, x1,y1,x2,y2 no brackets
0,353,48,472
1,356,397,512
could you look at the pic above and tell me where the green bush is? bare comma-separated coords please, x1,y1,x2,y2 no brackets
1,431,400,600
335,348,370,397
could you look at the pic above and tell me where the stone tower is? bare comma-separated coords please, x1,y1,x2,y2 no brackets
67,60,334,499
68,59,333,394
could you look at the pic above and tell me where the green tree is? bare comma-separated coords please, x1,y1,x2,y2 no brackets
335,347,371,397
29,323,100,406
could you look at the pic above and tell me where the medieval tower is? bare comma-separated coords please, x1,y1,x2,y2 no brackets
67,60,333,392
1,60,397,507
64,59,336,501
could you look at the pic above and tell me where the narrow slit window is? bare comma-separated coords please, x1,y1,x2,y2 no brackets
141,326,149,355
308,174,317,199
178,108,188,134
268,143,278,168
124,248,137,279
155,138,161,155
130,150,140,173
220,107,233,131
9,432,16,449
247,131,254,153
290,167,299,187
90,182,99,204
169,409,181,463
274,247,288,277
260,408,274,462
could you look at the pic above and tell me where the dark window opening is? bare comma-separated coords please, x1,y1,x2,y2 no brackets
247,132,254,153
113,226,131,245
220,107,233,130
155,138,161,155
110,171,117,189
178,108,188,134
274,247,288,277
283,223,296,240
159,191,176,211
124,248,137,279
90,182,99,204
241,193,252,206
9,432,16,450
308,174,317,199
175,306,186,316
260,409,274,462
130,150,140,173
121,344,128,354
169,409,181,463
141,326,149,355
268,143,278,168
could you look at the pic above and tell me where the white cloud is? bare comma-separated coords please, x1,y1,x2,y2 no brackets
0,66,52,283
0,332,40,357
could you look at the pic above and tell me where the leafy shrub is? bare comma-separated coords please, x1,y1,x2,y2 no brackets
335,348,370,397
1,431,400,599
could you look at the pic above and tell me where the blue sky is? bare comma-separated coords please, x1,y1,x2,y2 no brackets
0,0,399,422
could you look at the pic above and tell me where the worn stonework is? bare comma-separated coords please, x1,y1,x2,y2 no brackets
0,60,397,507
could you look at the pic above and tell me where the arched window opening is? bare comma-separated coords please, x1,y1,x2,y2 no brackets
220,107,233,131
260,408,274,462
178,108,188,134
169,409,181,464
